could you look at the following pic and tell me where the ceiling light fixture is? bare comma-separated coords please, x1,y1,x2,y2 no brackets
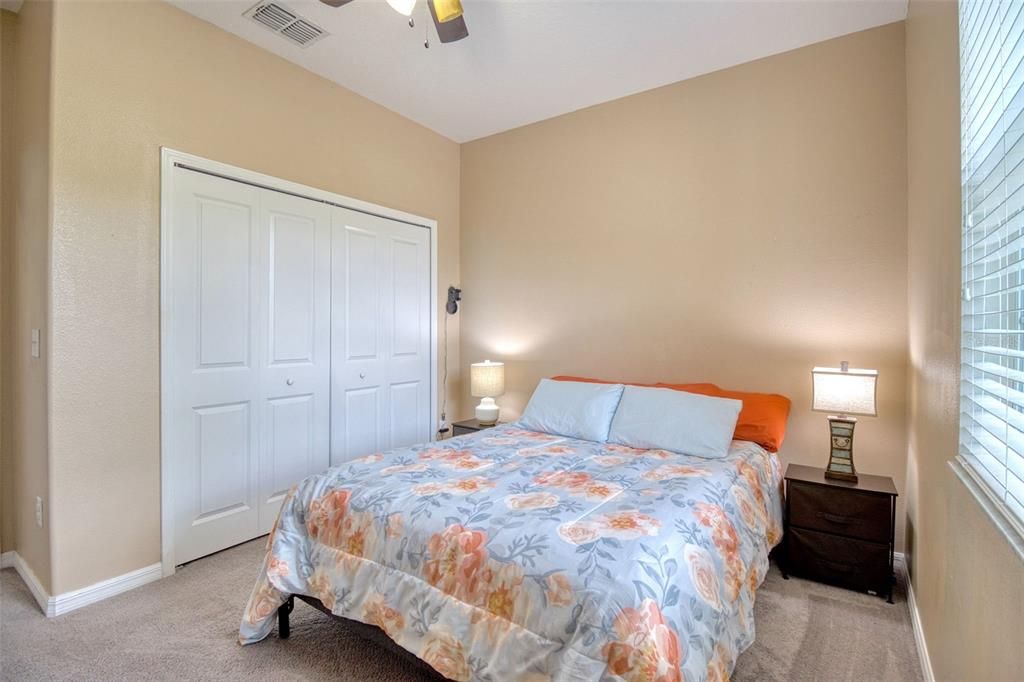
385,0,416,17
318,0,468,47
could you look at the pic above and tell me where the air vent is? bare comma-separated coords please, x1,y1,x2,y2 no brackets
281,19,323,45
244,2,327,48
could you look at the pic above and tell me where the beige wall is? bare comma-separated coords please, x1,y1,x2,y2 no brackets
45,0,460,594
905,1,1024,679
0,1,53,591
461,23,910,547
0,8,10,555
1,0,54,588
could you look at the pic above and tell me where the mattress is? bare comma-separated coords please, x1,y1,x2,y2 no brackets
239,424,783,681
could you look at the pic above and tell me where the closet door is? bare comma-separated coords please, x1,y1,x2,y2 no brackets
167,163,430,562
256,191,331,534
331,207,431,463
168,169,262,564
168,168,332,561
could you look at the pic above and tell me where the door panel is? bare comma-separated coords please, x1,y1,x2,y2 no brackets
169,169,261,564
269,214,317,364
390,381,422,449
257,191,331,534
197,200,252,368
344,386,382,459
344,227,380,360
266,394,314,500
194,402,252,520
392,238,422,358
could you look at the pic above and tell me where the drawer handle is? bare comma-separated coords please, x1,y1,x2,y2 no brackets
818,512,858,525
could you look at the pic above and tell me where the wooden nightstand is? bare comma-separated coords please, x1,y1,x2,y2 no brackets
782,463,898,602
451,418,499,437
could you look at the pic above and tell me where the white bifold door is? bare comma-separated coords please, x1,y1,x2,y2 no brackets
331,207,431,462
166,167,430,565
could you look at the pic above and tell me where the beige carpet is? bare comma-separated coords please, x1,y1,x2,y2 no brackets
0,539,922,681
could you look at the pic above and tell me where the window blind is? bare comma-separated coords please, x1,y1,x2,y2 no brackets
961,0,1024,530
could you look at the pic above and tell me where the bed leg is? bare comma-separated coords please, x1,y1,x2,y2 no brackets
278,596,294,639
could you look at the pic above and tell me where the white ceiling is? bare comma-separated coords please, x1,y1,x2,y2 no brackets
170,0,908,142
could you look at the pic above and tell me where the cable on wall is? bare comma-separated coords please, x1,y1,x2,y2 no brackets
438,286,461,438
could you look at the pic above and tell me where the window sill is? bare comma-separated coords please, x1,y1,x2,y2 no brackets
949,456,1024,563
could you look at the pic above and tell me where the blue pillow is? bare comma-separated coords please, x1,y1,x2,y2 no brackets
518,378,624,442
608,385,742,458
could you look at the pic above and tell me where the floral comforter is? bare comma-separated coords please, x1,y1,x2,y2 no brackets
239,424,783,682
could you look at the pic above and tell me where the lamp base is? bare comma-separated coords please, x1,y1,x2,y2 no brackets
475,397,499,426
824,415,858,484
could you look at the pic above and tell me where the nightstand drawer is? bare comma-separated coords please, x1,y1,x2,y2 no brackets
787,527,890,592
788,480,891,543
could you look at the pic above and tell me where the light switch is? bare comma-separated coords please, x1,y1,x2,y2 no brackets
31,328,40,358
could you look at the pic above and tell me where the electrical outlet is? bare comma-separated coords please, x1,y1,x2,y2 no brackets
35,496,43,527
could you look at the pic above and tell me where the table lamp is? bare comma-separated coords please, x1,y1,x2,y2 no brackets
471,360,505,425
811,361,878,483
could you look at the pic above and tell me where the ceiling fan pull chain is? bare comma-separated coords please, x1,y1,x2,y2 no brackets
423,1,430,48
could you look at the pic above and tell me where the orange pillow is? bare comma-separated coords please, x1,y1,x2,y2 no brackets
657,383,791,452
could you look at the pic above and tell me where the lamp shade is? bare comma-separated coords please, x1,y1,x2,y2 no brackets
471,361,505,398
811,365,878,416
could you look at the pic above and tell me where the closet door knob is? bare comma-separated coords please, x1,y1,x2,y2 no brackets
359,372,366,379
286,378,294,386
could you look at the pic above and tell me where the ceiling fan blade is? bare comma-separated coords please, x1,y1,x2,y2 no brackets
428,0,468,43
431,0,463,23
319,0,355,7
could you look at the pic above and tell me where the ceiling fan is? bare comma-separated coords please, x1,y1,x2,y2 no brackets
319,0,468,45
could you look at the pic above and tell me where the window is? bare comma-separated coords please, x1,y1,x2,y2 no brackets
960,0,1024,532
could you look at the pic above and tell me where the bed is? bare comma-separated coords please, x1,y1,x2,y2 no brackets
239,419,783,681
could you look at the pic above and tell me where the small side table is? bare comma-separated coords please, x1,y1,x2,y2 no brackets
782,462,898,602
451,418,500,437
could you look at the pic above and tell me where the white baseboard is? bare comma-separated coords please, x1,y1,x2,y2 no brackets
895,552,935,682
1,551,161,617
51,562,163,616
1,551,53,615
